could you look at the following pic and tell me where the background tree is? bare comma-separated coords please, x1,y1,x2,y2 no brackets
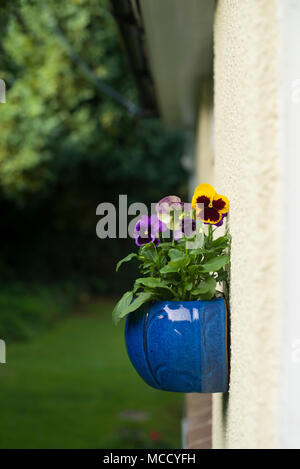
0,0,186,293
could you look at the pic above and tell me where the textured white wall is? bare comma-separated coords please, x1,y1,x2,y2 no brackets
213,0,281,448
195,81,214,186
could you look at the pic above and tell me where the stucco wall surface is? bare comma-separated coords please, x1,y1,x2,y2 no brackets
213,0,281,448
195,81,214,186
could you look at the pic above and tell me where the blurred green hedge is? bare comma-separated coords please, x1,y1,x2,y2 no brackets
0,284,76,341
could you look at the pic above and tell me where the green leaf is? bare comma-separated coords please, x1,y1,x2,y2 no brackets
197,291,216,300
157,242,173,250
211,235,230,247
116,253,138,272
112,291,155,324
170,259,190,269
189,249,204,256
161,251,190,273
160,264,180,274
135,277,173,292
186,237,204,250
191,277,217,299
140,246,156,263
112,290,133,325
187,265,203,274
168,249,190,268
169,248,185,261
200,255,230,272
125,291,154,315
176,237,186,245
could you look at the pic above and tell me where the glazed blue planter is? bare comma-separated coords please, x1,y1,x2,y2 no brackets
125,297,228,393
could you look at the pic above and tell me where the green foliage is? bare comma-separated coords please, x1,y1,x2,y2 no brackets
116,253,138,272
0,284,75,340
0,0,186,289
113,229,231,324
0,0,184,201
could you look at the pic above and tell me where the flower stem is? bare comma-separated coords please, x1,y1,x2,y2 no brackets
208,224,213,244
172,211,175,245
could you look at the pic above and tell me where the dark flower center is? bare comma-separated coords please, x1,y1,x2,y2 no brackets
196,195,210,206
212,198,226,210
137,234,154,245
196,196,223,223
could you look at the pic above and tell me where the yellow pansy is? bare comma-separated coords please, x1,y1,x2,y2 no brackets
192,183,229,225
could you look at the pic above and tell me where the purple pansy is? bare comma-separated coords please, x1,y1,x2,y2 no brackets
134,215,167,247
174,218,196,241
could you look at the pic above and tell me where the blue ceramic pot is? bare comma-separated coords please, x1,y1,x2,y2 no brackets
125,297,228,393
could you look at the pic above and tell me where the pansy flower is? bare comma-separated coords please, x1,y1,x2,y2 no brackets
192,183,229,225
156,196,194,232
155,196,184,229
134,215,167,247
174,218,196,240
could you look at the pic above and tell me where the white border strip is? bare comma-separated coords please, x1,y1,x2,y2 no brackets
278,0,300,449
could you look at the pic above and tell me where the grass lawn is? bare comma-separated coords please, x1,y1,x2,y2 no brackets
0,299,183,449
